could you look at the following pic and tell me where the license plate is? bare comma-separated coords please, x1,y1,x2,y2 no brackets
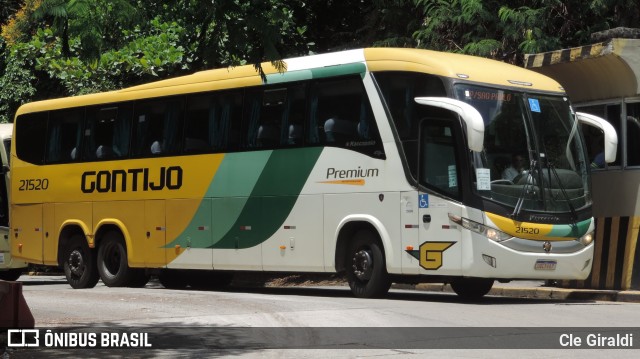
534,259,556,270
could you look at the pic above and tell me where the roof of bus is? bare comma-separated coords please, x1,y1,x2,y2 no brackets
16,47,565,116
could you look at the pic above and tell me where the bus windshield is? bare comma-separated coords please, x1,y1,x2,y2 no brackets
454,84,591,215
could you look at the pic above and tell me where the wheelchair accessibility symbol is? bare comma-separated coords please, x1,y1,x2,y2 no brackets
419,194,429,208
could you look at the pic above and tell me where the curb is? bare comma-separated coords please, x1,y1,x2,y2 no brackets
405,283,640,302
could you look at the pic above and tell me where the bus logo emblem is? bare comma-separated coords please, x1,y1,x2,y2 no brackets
405,241,456,270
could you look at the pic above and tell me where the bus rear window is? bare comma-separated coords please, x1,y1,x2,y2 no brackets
16,112,48,165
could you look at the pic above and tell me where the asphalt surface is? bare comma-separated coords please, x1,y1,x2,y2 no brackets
407,280,640,303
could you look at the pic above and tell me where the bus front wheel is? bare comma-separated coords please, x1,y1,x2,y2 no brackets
63,236,100,289
345,230,391,298
450,278,494,300
97,231,136,287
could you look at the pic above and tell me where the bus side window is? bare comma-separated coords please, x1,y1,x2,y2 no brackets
184,90,243,153
15,112,48,165
420,120,462,199
244,88,284,149
283,84,306,147
184,94,215,153
374,72,446,178
46,108,84,163
85,104,132,160
308,76,384,157
133,98,184,156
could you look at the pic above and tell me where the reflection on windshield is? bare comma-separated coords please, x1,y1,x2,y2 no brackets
454,85,591,214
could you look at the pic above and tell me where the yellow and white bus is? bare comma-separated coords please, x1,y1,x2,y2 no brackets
10,48,617,298
0,123,27,281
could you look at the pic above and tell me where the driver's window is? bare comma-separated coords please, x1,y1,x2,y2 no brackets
420,119,461,199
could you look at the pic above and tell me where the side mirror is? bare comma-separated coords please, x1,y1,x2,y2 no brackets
576,112,618,163
414,97,485,152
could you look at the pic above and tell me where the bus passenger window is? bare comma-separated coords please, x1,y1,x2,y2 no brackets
244,88,285,149
184,94,214,153
308,76,384,158
85,103,132,160
46,109,84,163
15,112,48,165
133,98,184,156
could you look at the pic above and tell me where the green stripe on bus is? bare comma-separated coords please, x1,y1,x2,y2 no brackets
264,63,367,85
310,63,366,79
166,151,272,248
265,70,313,84
548,218,592,238
211,147,323,249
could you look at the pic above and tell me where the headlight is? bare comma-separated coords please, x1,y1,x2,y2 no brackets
578,231,594,246
449,214,512,242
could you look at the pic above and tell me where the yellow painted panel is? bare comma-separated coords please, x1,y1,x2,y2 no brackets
144,200,166,267
365,48,563,93
11,154,224,204
46,202,93,265
10,204,43,263
93,200,145,267
43,203,56,265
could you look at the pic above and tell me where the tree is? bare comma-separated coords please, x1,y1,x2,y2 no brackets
32,0,139,59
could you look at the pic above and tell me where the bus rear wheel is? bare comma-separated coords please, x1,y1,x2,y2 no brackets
450,278,494,300
345,230,391,298
97,231,136,287
63,236,99,289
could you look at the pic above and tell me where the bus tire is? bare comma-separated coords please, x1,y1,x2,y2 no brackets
128,269,150,288
97,231,134,287
345,230,391,298
63,235,100,289
450,278,494,300
0,268,24,281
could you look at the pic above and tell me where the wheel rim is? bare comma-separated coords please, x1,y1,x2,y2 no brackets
68,248,85,277
352,248,373,281
103,242,121,276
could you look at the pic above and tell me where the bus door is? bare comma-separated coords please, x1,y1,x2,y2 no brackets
416,118,463,276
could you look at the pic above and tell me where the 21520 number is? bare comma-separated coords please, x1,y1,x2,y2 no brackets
18,178,49,191
516,226,540,235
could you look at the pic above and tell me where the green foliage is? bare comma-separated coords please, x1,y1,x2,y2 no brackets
0,39,38,122
34,18,185,94
1,0,640,122
414,0,499,55
0,18,186,120
412,0,622,63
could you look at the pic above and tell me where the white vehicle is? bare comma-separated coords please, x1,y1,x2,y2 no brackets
0,123,27,281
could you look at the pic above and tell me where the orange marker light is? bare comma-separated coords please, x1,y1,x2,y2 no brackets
406,245,414,251
279,245,286,250
18,243,23,253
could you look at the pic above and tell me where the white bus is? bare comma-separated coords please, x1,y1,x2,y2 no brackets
11,48,616,298
0,123,27,281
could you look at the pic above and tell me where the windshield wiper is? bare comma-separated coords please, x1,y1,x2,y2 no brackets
547,162,578,223
511,159,537,219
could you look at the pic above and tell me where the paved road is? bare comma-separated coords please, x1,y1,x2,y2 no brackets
3,275,639,358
